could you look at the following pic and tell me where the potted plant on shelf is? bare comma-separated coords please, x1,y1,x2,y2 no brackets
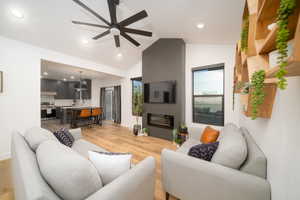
141,128,149,136
132,89,143,136
178,123,188,145
172,128,179,145
179,123,188,134
238,82,251,113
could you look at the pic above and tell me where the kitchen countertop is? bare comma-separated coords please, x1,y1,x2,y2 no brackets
61,106,100,110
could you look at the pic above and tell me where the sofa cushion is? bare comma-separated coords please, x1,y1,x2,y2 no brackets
72,139,108,158
24,127,58,151
211,123,247,169
53,128,74,147
89,151,132,185
200,126,220,144
239,127,267,179
176,139,202,154
36,140,103,200
188,142,219,161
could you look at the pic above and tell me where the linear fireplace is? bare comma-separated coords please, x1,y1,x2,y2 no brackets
147,113,174,129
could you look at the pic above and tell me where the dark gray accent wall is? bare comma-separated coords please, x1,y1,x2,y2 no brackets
142,39,186,140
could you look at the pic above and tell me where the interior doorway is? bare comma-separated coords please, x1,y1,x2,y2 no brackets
100,86,121,124
104,88,114,121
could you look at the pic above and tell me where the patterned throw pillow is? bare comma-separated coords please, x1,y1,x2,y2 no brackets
53,128,75,147
188,142,219,161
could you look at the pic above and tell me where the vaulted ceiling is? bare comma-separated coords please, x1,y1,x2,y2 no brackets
0,0,245,69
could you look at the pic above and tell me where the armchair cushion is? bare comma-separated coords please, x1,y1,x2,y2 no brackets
211,123,247,169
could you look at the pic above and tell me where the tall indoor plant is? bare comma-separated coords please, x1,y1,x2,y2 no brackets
132,90,143,135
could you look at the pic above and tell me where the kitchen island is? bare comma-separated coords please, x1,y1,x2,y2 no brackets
60,106,101,125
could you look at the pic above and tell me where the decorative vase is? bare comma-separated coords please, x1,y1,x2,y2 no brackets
133,125,141,136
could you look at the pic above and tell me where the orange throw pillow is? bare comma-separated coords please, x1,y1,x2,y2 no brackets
200,126,220,144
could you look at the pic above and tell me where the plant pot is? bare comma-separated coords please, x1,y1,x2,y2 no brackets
179,127,188,134
133,125,141,136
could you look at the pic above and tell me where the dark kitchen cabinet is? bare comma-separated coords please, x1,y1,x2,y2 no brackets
41,79,57,92
55,81,68,99
67,81,80,100
41,79,91,100
82,79,92,99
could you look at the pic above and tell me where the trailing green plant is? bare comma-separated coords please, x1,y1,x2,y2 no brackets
276,0,297,89
250,70,266,120
241,17,249,51
132,90,143,125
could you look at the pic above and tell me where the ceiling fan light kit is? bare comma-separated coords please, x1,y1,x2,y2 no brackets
72,0,153,47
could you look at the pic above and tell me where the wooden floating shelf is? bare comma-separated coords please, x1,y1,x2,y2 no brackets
257,0,280,23
266,57,300,78
243,83,277,118
256,26,278,54
234,0,300,120
247,55,269,78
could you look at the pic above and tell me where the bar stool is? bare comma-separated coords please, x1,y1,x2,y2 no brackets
91,107,102,126
79,109,92,127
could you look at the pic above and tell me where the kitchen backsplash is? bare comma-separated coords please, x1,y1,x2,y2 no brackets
54,99,92,107
41,95,55,105
41,97,92,107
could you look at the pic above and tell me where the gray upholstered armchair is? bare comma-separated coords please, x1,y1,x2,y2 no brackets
161,125,271,200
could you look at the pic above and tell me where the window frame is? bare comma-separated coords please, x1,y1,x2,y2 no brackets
131,77,143,116
192,63,225,126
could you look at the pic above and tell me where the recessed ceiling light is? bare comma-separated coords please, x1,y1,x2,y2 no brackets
117,53,123,59
70,76,75,79
63,78,67,82
196,23,205,29
82,39,89,44
43,72,48,76
11,9,24,19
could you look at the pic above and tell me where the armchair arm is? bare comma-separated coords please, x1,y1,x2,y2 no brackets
86,157,156,200
69,128,82,140
161,149,271,200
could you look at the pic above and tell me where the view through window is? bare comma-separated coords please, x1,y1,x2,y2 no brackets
131,77,143,116
192,64,224,126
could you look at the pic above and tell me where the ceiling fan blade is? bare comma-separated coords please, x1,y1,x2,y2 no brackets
72,21,110,29
120,32,140,47
121,27,152,37
114,35,120,47
93,30,111,40
119,10,148,27
72,0,110,26
107,0,117,24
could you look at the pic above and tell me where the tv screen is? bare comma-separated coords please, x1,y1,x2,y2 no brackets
144,81,176,104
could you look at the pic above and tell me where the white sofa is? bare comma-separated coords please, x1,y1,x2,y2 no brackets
11,128,156,200
161,124,271,200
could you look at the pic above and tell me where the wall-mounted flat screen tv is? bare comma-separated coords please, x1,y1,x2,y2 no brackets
144,81,176,104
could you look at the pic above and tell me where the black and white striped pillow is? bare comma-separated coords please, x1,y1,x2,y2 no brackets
53,128,75,147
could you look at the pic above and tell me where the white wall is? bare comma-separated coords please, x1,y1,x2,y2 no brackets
91,62,142,129
238,77,300,200
0,36,126,159
185,44,239,135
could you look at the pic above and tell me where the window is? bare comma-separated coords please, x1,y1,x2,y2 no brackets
192,64,224,126
131,77,143,116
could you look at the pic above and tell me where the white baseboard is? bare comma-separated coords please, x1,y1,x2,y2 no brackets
0,152,11,161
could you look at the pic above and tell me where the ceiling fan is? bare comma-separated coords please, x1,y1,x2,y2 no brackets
72,0,152,47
